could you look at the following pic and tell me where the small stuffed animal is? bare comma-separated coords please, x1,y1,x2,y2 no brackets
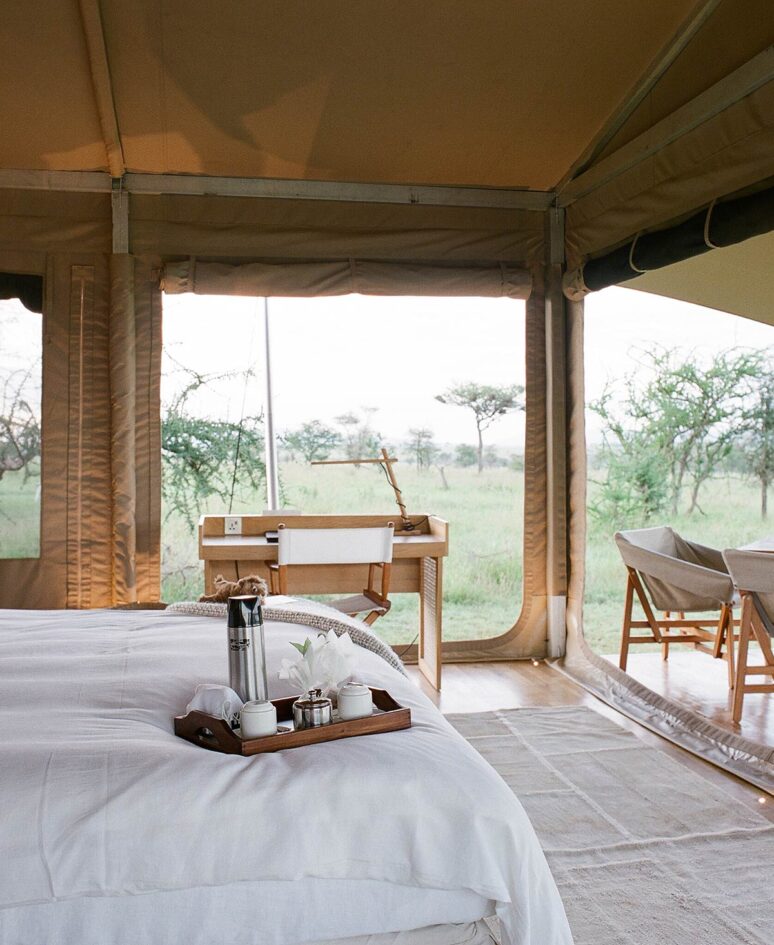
199,574,268,603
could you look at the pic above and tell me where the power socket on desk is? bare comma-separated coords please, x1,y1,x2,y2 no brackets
224,516,242,535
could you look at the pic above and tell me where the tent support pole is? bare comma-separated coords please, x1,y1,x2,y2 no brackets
111,179,129,255
262,299,280,511
545,208,569,657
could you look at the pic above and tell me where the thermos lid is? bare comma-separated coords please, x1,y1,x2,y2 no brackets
227,594,262,628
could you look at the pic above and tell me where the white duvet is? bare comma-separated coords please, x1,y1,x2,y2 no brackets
0,604,572,945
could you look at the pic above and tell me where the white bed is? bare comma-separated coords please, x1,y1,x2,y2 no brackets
0,602,573,945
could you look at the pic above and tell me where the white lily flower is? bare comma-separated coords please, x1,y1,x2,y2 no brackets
277,631,359,695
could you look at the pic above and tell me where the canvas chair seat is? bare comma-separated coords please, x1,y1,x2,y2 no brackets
722,549,774,722
615,526,736,687
327,594,391,618
615,526,734,613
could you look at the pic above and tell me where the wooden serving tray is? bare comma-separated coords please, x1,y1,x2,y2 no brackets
174,688,411,755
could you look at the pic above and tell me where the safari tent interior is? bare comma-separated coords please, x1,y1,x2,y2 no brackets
1,3,774,944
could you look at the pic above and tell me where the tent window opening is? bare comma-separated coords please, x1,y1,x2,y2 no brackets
584,286,774,659
160,293,526,646
0,297,42,559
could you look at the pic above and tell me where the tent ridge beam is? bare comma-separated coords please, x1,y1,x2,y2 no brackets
0,169,554,211
77,0,125,179
558,45,774,208
124,173,554,210
556,0,723,190
0,170,111,192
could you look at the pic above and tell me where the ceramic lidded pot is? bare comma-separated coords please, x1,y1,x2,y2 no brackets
337,682,373,721
240,700,278,738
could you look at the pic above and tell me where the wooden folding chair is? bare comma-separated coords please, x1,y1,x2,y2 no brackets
269,525,394,625
616,527,736,687
722,549,774,723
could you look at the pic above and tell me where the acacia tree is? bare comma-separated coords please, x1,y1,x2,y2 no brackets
636,348,759,514
588,417,670,527
282,421,340,463
740,364,774,518
435,383,524,473
161,368,266,530
335,409,382,461
405,427,436,470
433,449,453,490
454,444,477,467
590,346,762,521
0,366,40,483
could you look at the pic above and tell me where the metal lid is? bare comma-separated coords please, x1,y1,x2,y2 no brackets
295,688,332,709
227,595,262,628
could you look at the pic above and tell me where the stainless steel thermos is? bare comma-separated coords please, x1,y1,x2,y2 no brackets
227,595,269,703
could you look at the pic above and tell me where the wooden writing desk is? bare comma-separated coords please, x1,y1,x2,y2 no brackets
199,513,448,689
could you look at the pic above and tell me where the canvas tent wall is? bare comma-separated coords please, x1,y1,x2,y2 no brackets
0,2,773,783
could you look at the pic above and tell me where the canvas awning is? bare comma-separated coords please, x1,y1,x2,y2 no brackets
623,229,774,324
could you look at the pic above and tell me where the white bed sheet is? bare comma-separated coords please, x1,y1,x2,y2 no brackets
0,606,572,945
0,879,492,945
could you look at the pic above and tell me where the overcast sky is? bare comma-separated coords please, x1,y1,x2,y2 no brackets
162,287,774,451
1,288,772,453
162,293,527,449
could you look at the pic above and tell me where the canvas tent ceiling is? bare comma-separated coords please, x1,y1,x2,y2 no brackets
0,0,728,188
1,1,771,307
0,1,769,193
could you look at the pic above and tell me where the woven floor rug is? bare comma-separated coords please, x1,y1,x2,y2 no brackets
446,706,774,945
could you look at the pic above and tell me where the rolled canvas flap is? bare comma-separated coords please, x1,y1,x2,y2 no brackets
565,81,774,268
351,260,532,298
162,258,532,299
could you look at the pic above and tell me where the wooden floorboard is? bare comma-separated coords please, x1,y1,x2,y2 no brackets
407,660,774,820
600,649,774,746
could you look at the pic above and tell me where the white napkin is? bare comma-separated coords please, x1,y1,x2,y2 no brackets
186,684,244,725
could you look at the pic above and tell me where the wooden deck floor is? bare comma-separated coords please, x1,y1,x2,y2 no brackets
601,649,774,746
406,659,774,818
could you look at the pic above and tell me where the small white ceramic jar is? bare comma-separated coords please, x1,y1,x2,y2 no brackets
240,700,278,738
337,683,373,721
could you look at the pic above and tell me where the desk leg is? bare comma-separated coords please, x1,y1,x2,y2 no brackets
202,561,241,596
203,561,216,596
418,556,443,690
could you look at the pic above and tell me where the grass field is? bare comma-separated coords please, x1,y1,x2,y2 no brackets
162,463,773,652
162,462,524,646
584,474,769,654
0,466,40,558
3,456,765,656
